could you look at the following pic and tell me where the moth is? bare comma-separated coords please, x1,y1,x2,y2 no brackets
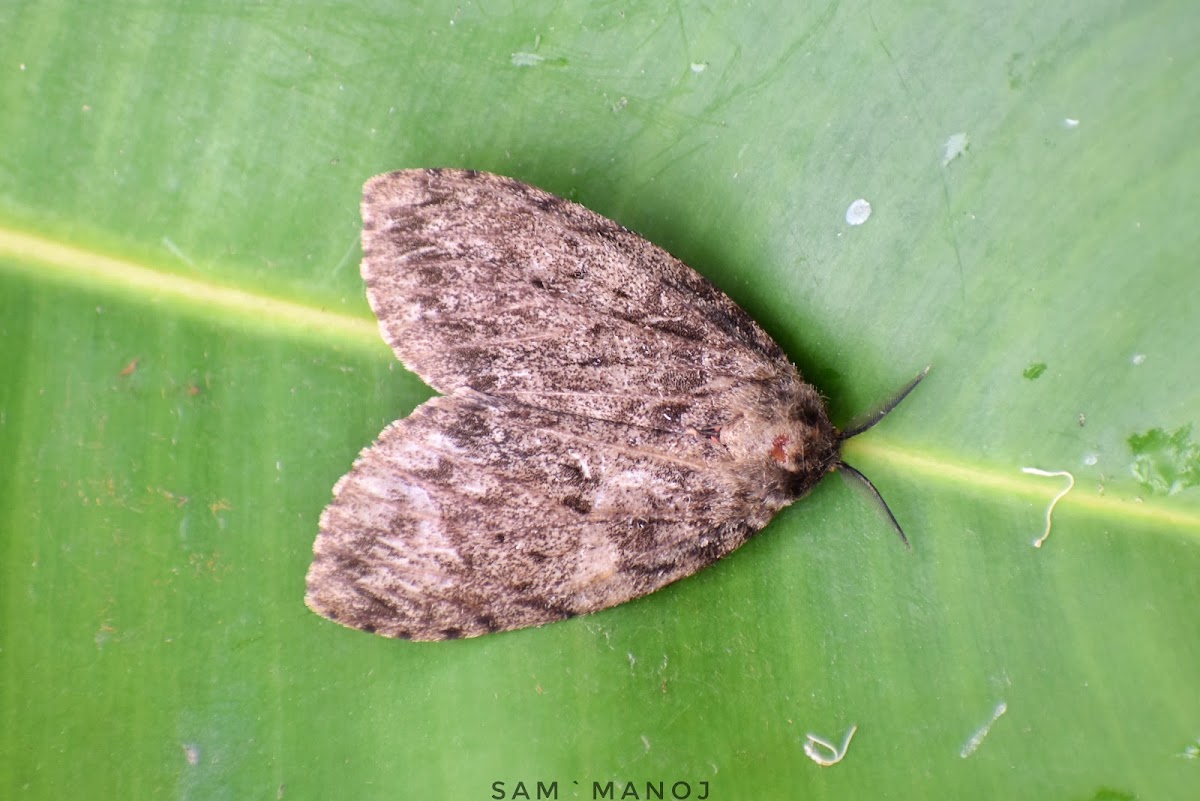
306,169,926,641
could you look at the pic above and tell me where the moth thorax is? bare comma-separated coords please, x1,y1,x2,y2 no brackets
719,400,837,480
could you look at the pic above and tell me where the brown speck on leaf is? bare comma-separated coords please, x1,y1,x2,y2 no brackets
154,488,190,507
305,169,923,641
119,358,139,377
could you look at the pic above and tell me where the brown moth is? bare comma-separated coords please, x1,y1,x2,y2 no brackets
306,169,925,641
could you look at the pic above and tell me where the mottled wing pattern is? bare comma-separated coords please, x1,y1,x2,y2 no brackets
305,169,838,640
307,391,776,640
360,169,799,434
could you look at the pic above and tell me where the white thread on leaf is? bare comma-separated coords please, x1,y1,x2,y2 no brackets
803,724,857,766
960,701,1007,758
1021,467,1075,548
162,236,195,267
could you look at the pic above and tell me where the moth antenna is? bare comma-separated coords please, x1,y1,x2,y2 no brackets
838,365,931,441
837,461,910,548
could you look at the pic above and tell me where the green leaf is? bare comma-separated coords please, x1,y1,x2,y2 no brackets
3,1,1199,799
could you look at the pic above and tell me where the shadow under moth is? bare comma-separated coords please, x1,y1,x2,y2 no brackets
306,168,926,641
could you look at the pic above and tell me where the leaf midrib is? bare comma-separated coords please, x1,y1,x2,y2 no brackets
5,224,1199,534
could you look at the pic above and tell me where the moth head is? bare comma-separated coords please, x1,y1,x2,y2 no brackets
769,395,840,482
831,365,932,547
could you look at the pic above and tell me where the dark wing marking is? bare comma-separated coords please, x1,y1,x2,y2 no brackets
360,169,799,433
306,391,779,640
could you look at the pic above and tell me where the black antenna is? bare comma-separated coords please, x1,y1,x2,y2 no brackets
836,365,931,547
839,365,931,441
837,461,910,548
